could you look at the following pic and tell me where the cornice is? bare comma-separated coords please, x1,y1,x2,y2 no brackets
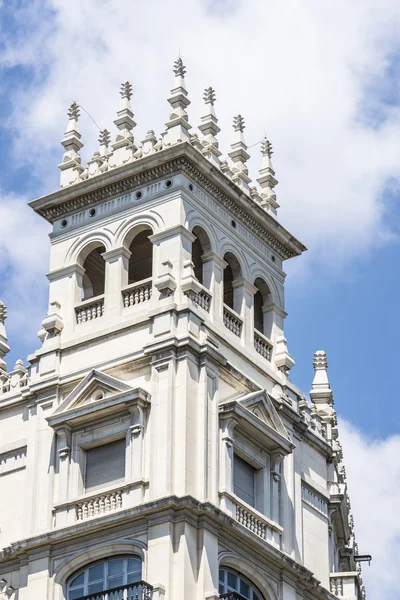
30,144,306,261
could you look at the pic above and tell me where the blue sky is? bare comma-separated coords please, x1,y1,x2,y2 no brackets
1,1,400,597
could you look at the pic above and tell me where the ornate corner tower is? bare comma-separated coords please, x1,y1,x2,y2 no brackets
0,59,366,600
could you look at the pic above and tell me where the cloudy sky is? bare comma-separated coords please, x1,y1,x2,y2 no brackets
0,0,399,597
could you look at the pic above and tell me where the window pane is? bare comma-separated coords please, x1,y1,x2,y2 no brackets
234,455,256,507
227,571,238,590
240,580,250,598
88,581,104,594
219,582,225,594
69,588,85,600
108,574,124,588
88,564,104,582
108,558,124,577
85,439,126,492
128,557,142,574
70,572,85,587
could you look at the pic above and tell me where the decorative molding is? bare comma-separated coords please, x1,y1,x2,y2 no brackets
34,154,303,260
301,483,328,517
0,445,27,477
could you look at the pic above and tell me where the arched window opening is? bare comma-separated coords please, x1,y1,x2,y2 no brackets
128,229,153,285
82,245,106,300
219,568,264,600
253,278,273,338
191,226,211,287
67,555,142,600
223,252,242,311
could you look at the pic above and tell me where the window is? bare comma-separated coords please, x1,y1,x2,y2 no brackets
67,555,142,600
219,569,264,600
234,454,256,507
85,438,126,493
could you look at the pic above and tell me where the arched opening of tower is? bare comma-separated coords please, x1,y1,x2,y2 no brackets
82,245,106,300
128,229,153,284
223,252,242,311
191,226,211,287
254,277,273,338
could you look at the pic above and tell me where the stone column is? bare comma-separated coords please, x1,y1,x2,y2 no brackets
102,246,131,315
262,301,287,343
232,278,258,343
47,263,86,338
219,415,238,512
201,252,227,320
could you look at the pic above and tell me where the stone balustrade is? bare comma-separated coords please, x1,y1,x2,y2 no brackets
76,489,123,521
223,304,243,337
184,284,211,312
330,572,362,599
254,330,273,361
75,296,105,324
122,278,152,308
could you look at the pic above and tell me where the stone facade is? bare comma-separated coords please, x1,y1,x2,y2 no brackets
0,60,365,600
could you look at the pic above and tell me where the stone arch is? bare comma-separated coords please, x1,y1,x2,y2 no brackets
222,251,243,312
65,232,113,267
186,212,218,254
253,277,273,337
248,266,281,307
81,244,107,300
218,552,278,600
115,213,162,249
53,541,147,600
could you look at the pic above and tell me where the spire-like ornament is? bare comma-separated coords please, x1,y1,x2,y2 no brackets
198,87,221,166
0,301,10,376
164,57,191,145
310,350,335,428
228,115,251,192
58,101,84,187
257,135,279,216
109,81,137,169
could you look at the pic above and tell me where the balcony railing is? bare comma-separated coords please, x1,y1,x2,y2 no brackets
185,283,212,312
76,489,123,521
76,581,153,600
122,278,152,308
254,330,272,361
75,295,105,324
330,572,362,599
223,304,243,337
220,593,248,600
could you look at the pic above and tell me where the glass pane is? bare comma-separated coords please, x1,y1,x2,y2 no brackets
69,588,85,600
127,571,142,584
70,572,85,587
107,574,124,589
128,557,142,574
240,580,250,598
219,569,225,584
219,582,225,594
227,571,238,590
108,558,124,577
88,581,104,594
88,563,104,582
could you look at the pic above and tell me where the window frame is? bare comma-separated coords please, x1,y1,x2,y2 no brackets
66,555,142,600
219,568,264,600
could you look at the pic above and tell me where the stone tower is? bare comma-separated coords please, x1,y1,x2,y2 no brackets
0,60,366,600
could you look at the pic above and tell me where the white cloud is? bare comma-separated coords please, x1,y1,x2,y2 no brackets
340,418,400,599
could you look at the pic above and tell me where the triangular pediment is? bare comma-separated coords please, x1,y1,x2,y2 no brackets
54,369,132,415
239,390,291,442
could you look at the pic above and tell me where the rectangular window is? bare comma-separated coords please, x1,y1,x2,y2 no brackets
234,454,256,507
85,438,126,493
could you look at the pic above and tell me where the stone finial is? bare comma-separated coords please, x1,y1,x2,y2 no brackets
0,300,10,373
97,129,111,173
164,56,191,145
58,101,84,187
274,335,295,375
310,350,334,407
198,86,221,167
257,135,279,215
228,114,251,192
41,300,64,339
98,129,111,149
110,81,137,168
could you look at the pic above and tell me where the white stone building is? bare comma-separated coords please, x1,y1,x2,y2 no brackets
0,60,367,600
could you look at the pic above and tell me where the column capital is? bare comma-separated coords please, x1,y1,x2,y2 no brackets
232,277,258,294
46,263,86,281
201,252,227,269
262,302,287,319
149,225,195,245
102,246,131,262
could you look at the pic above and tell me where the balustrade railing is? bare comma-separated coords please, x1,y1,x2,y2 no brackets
329,573,361,599
75,296,105,324
330,576,344,597
76,489,123,521
223,304,242,337
76,581,153,600
185,284,211,312
122,278,152,308
254,330,273,361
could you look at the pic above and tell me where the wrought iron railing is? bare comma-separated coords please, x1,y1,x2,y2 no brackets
219,592,248,600
75,581,153,600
